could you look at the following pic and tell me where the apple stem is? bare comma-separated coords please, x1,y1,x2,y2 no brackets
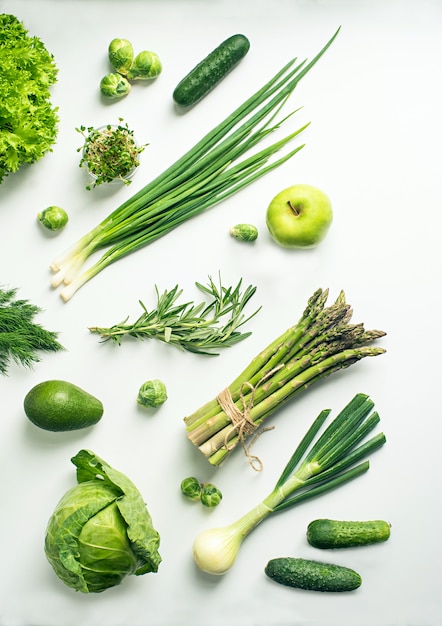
287,200,300,216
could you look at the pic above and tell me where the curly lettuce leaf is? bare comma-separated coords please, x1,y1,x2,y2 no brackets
0,14,59,182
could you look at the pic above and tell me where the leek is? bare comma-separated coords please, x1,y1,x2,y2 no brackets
192,393,386,575
50,29,340,301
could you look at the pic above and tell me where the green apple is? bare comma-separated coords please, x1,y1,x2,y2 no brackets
266,184,333,248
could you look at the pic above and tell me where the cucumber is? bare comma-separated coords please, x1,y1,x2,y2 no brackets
265,557,362,592
172,34,250,108
307,518,391,549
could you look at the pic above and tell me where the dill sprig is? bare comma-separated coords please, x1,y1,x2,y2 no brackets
0,287,64,375
89,275,261,355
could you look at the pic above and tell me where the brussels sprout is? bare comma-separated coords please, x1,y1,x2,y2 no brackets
100,72,131,99
126,50,162,80
38,205,69,232
230,223,258,242
44,450,161,593
201,483,223,508
180,477,202,502
108,38,134,75
137,379,167,408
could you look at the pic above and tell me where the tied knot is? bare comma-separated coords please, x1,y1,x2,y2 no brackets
216,365,284,471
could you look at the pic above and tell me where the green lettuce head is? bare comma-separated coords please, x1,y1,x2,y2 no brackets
44,450,161,593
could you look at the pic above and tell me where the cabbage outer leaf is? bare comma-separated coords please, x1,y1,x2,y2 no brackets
72,449,162,576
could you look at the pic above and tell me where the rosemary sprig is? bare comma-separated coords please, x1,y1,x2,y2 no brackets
89,275,261,355
0,286,64,375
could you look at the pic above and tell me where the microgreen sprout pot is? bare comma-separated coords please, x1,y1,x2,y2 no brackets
77,120,146,190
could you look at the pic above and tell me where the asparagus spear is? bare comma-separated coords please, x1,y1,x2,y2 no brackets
183,288,386,468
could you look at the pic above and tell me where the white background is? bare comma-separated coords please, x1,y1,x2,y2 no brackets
0,1,441,625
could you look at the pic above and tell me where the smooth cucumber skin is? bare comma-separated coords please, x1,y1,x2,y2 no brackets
307,518,391,549
265,557,362,592
173,34,250,107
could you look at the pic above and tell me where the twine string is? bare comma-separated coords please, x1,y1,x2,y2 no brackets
216,364,284,471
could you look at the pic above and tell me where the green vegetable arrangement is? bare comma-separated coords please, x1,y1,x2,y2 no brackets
0,286,64,375
50,29,340,301
0,14,59,183
184,288,386,468
45,450,161,593
192,393,386,575
89,275,260,356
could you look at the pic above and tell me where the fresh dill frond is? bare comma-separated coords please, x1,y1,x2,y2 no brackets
0,287,65,375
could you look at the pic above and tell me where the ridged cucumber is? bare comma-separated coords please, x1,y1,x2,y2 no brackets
307,518,391,549
265,557,362,592
172,34,250,108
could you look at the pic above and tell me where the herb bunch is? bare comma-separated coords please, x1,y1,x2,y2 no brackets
0,14,59,183
0,286,64,375
89,276,260,355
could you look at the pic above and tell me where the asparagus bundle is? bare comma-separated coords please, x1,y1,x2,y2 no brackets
184,288,386,468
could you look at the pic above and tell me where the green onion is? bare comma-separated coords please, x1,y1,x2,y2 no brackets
50,29,340,301
192,393,386,575
184,288,386,468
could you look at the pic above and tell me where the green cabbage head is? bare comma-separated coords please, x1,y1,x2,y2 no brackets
44,449,161,593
